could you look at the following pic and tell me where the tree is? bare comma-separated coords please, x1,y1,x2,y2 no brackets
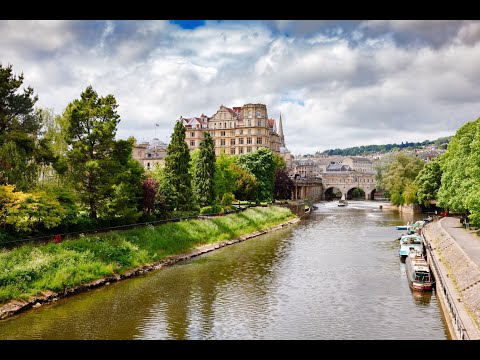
192,132,216,207
0,64,54,191
64,86,142,220
0,184,66,233
232,163,258,201
382,152,425,205
161,120,192,211
414,158,442,207
273,168,293,200
237,148,276,202
437,118,480,226
100,138,145,222
214,153,238,203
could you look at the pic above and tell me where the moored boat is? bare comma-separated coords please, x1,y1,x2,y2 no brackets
405,250,433,292
399,234,423,261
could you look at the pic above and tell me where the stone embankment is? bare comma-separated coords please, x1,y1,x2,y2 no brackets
0,217,300,320
423,220,480,339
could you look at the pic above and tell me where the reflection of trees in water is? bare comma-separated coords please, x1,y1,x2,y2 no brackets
158,226,295,339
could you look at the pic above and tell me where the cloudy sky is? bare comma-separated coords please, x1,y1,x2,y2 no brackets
1,20,479,155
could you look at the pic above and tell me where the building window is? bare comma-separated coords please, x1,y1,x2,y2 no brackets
190,140,195,147
247,137,252,144
221,139,226,146
221,131,226,136
230,148,235,155
231,130,235,136
191,132,194,137
248,120,251,126
234,122,236,128
224,122,227,128
257,110,261,118
239,129,243,135
248,129,251,135
239,147,244,154
257,119,262,127
214,123,217,129
230,139,235,145
239,138,244,145
247,146,252,153
257,138,262,144
248,110,252,118
210,131,215,137
147,162,150,169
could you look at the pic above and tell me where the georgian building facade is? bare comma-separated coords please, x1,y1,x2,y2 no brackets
182,103,288,158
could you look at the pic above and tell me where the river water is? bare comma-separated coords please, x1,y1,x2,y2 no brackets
0,201,449,340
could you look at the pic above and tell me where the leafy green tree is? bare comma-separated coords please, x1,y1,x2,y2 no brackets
161,120,192,211
214,153,238,203
414,158,442,207
100,138,145,222
0,64,54,190
64,86,142,220
237,148,276,201
437,118,480,225
38,107,69,179
382,152,425,205
374,153,394,194
192,132,216,207
232,163,258,201
273,153,286,170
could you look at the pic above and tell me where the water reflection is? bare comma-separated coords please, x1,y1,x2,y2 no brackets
0,201,449,339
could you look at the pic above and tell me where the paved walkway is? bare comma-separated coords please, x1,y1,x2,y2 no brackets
440,216,480,267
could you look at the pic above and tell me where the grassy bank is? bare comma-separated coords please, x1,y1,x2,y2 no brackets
0,206,296,305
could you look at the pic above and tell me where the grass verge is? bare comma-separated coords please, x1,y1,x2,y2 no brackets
0,206,296,305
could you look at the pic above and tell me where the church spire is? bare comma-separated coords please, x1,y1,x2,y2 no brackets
278,113,285,147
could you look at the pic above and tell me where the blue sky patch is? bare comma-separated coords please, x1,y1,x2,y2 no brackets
170,20,206,29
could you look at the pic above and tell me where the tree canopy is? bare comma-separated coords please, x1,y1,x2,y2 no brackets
381,152,425,205
0,64,54,191
437,118,480,225
237,148,276,202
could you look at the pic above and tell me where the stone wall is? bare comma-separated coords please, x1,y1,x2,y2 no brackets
424,222,480,326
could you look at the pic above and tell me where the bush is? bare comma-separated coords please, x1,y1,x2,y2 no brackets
221,192,235,206
200,205,223,215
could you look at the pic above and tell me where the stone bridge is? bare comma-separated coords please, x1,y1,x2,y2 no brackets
321,171,377,200
291,177,323,201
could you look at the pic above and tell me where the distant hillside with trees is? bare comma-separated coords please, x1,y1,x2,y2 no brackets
317,136,453,156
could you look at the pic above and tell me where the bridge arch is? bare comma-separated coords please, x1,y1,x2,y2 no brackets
321,172,377,200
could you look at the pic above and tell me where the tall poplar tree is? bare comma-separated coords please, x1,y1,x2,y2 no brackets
161,120,192,211
192,132,216,207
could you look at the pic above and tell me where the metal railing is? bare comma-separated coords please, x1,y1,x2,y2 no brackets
422,227,470,340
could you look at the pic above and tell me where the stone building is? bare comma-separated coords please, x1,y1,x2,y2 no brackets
132,138,168,170
181,103,290,161
341,156,373,173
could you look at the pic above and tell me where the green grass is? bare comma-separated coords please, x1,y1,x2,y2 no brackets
0,206,296,305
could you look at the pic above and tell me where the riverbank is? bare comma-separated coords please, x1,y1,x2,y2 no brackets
0,206,299,320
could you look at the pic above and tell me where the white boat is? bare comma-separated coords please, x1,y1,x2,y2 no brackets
399,234,423,261
337,199,348,207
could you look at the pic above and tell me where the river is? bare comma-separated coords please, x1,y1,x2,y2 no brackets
0,201,449,340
